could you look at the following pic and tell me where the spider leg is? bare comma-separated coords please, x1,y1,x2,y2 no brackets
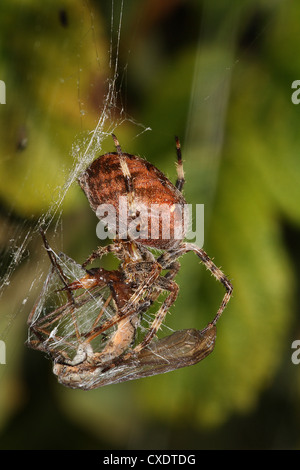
135,260,180,309
35,229,82,341
58,263,165,366
29,234,115,358
158,259,181,281
162,242,233,327
83,262,161,342
39,228,73,295
73,262,162,365
91,293,113,329
106,261,180,357
82,243,115,268
117,260,180,356
119,262,162,316
134,276,179,353
175,136,185,192
83,297,121,344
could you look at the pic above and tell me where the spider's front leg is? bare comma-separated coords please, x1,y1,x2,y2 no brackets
133,276,179,353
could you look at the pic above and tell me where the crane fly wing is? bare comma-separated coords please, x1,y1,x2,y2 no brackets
53,325,217,390
27,251,116,363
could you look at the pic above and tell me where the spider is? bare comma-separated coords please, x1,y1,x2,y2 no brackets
76,134,233,354
27,134,232,388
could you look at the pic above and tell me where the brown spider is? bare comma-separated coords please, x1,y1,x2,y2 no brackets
76,134,232,351
27,134,232,389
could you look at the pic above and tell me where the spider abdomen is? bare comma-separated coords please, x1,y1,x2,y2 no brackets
79,152,187,249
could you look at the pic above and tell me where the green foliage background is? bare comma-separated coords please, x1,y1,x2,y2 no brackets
0,0,300,449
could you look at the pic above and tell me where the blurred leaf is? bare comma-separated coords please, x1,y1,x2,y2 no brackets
0,0,108,217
